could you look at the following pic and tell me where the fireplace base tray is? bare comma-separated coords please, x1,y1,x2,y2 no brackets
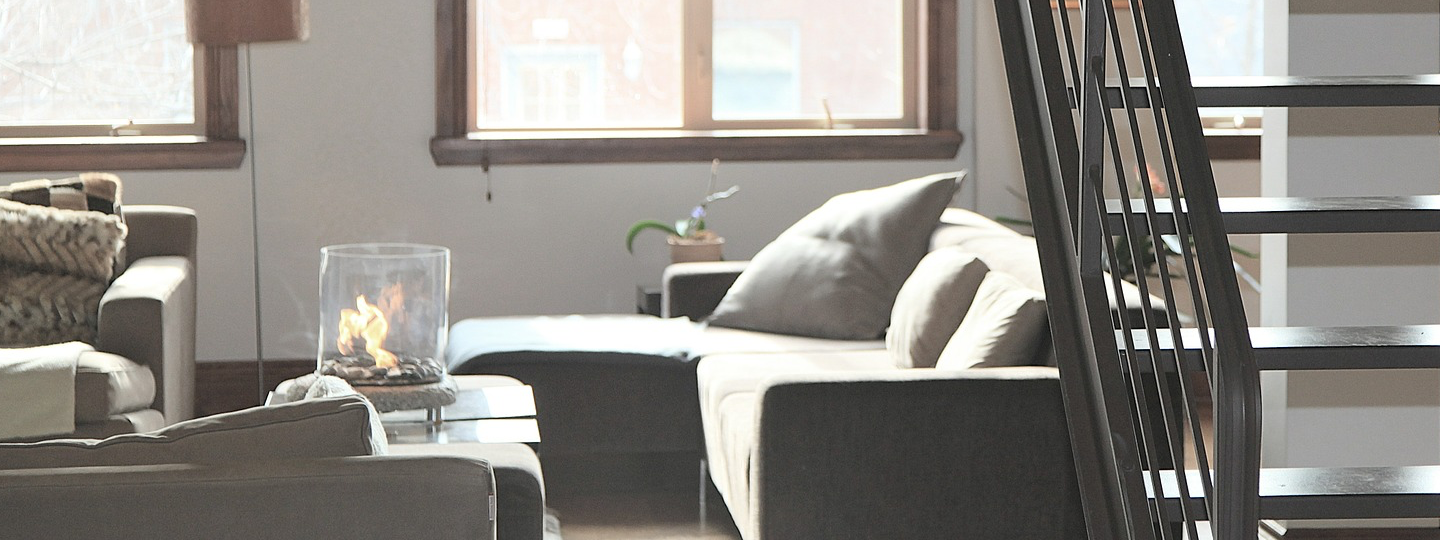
352,374,459,413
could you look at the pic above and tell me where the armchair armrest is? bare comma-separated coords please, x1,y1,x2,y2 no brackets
661,260,748,320
0,456,496,540
97,256,196,423
750,366,1085,539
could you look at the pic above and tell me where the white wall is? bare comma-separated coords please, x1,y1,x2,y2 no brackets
2,0,1267,378
1266,0,1440,529
4,0,992,364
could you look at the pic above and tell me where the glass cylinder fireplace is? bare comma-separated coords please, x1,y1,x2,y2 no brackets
318,243,450,386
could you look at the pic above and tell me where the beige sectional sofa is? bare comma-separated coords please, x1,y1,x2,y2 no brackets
670,208,1092,539
445,175,1155,537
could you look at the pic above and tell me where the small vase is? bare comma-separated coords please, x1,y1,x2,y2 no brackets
668,233,724,264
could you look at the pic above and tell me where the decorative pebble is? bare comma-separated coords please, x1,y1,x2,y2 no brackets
319,354,446,386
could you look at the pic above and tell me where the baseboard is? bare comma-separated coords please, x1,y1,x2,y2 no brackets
195,359,314,417
1265,520,1440,539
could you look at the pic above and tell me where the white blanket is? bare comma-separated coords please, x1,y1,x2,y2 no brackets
0,342,85,440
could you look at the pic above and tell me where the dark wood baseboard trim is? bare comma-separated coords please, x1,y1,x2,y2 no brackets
195,359,314,417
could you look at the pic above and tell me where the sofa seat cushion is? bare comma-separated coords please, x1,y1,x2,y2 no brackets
689,324,884,360
70,410,166,440
74,351,155,423
447,315,697,370
696,350,893,520
447,315,704,456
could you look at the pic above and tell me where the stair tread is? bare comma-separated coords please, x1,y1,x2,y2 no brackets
1124,324,1440,370
1083,74,1440,108
1106,194,1440,234
1151,465,1440,520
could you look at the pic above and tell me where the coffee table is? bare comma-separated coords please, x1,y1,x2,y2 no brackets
380,375,541,447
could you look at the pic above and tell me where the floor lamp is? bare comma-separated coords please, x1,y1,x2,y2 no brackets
186,0,310,403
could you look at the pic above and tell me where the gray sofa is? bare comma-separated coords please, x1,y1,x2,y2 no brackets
0,390,497,539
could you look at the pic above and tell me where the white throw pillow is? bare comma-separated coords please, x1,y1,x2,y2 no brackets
935,272,1048,370
886,248,990,369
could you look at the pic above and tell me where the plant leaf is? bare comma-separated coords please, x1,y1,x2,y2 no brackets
626,220,681,253
705,185,739,203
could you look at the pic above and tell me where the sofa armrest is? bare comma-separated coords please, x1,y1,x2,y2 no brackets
749,366,1085,539
661,260,748,320
0,456,496,540
97,256,196,423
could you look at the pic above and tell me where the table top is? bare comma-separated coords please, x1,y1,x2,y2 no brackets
268,374,541,446
384,417,540,446
380,376,540,446
379,383,536,423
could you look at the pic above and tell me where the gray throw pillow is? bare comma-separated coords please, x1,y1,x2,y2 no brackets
887,248,991,369
708,171,964,340
935,271,1049,370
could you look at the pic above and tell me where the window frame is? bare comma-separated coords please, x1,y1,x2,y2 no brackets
432,0,963,165
0,46,245,172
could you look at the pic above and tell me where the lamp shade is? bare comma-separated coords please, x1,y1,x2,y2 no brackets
186,0,310,45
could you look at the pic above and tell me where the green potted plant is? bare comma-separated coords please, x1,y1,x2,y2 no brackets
626,159,739,263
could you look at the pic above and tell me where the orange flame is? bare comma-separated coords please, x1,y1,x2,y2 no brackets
336,286,402,369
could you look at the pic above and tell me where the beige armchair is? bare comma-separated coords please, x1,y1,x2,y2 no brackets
53,205,197,440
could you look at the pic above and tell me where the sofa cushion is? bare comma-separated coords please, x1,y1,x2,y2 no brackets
74,351,155,423
69,409,167,440
695,349,894,524
446,315,697,371
689,324,884,360
0,394,383,470
0,173,122,215
708,172,964,340
887,248,990,369
936,272,1049,370
932,218,1045,292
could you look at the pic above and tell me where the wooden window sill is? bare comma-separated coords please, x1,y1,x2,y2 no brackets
431,129,965,165
0,136,246,172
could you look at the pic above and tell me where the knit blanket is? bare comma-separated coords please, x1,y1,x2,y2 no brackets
0,197,126,346
0,342,87,440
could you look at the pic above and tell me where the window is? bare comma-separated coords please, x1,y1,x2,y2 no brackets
0,0,242,172
1175,0,1263,131
434,0,961,165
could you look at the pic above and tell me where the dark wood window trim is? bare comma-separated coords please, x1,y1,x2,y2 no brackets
1206,133,1261,161
0,46,246,173
431,0,963,165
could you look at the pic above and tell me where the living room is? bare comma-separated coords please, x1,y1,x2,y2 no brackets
3,0,1439,538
